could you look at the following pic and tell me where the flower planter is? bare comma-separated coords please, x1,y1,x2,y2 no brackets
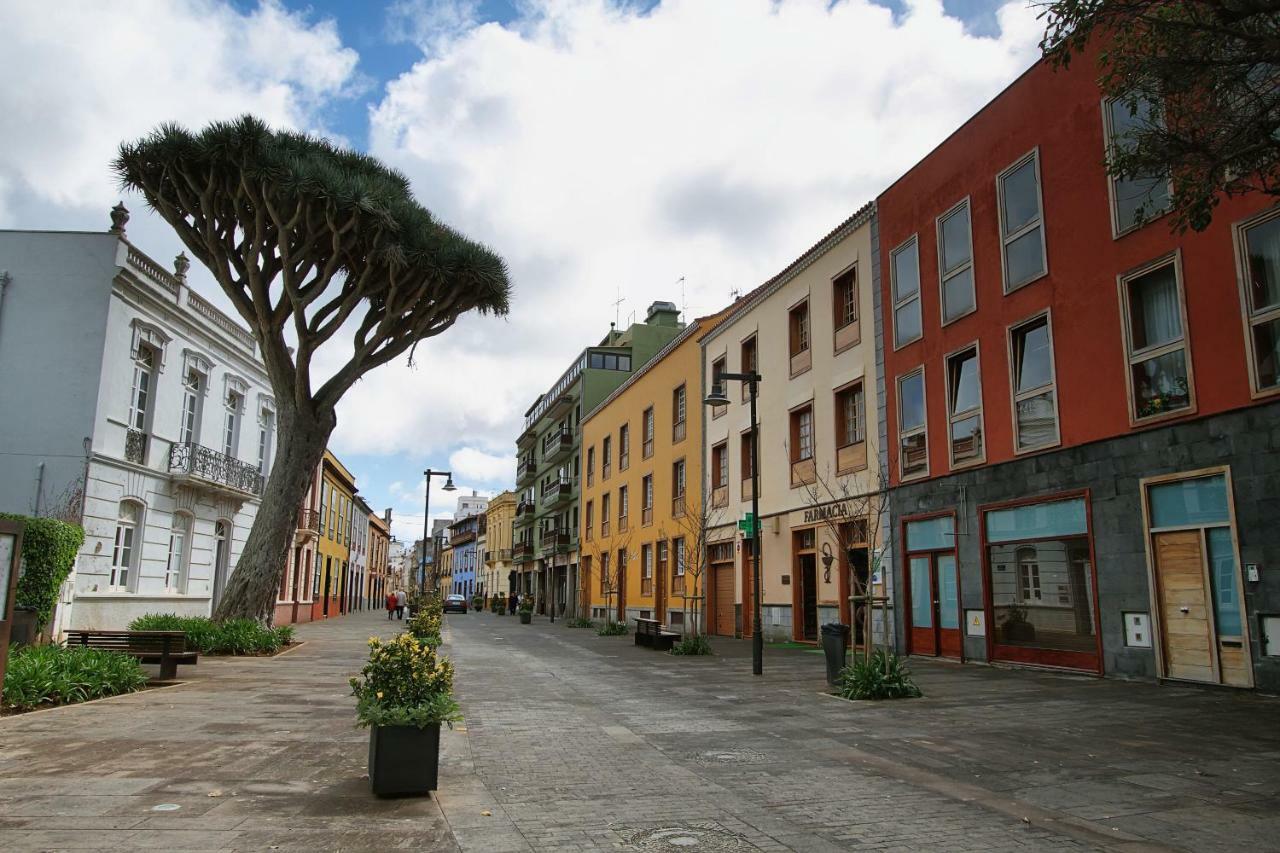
368,723,440,797
519,611,532,624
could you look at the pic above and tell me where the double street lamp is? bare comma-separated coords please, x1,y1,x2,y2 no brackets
704,370,763,676
420,469,456,594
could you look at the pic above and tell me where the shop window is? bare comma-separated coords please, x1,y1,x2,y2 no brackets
891,237,922,348
997,150,1048,290
897,369,927,479
1237,209,1280,393
1009,313,1060,451
937,199,975,323
946,346,984,466
832,266,859,351
1120,257,1193,422
1104,96,1171,236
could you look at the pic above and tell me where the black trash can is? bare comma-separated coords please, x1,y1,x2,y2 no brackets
820,622,850,687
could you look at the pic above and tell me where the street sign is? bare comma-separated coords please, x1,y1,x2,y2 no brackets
738,513,758,534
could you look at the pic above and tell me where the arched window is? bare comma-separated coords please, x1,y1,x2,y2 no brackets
129,344,157,432
112,501,142,589
165,513,191,592
212,520,231,609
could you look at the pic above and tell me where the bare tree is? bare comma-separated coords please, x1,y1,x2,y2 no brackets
115,116,509,622
582,525,633,626
661,486,726,638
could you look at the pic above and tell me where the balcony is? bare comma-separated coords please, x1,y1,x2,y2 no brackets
540,477,574,508
672,494,687,518
541,426,574,463
512,541,535,562
516,497,536,517
516,454,537,485
169,442,264,496
540,528,571,555
672,419,687,443
295,508,320,544
124,428,148,465
642,506,653,526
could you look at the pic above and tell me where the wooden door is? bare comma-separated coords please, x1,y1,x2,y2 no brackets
655,560,667,624
799,555,818,641
1153,530,1215,683
936,554,963,658
907,556,937,655
713,563,735,636
907,554,961,658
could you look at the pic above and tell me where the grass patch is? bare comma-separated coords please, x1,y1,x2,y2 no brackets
669,634,713,656
128,614,293,655
835,650,922,701
565,617,595,629
2,644,148,712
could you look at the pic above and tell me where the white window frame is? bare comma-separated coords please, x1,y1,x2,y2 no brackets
111,500,142,590
179,367,205,445
891,236,923,349
257,398,276,476
1006,310,1062,454
1232,205,1280,398
165,512,192,593
936,198,976,325
128,343,157,433
1117,251,1196,426
944,342,985,468
996,148,1049,292
1102,96,1172,238
896,367,929,480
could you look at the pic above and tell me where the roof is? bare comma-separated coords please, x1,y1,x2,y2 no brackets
698,201,875,347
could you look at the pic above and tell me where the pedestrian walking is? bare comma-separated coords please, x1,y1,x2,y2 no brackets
385,591,397,620
394,588,407,620
508,590,518,615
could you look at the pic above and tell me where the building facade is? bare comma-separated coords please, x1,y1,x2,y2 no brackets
514,302,686,617
484,490,517,596
349,495,371,613
315,450,356,619
581,308,732,630
368,509,391,610
877,47,1280,691
0,213,272,630
701,205,883,643
448,512,483,598
275,458,321,625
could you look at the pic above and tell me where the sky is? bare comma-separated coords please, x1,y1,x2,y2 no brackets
0,0,1044,544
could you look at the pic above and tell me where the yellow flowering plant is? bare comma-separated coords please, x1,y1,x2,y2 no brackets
349,632,461,729
406,598,443,647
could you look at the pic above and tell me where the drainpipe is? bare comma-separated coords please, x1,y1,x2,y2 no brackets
0,271,10,350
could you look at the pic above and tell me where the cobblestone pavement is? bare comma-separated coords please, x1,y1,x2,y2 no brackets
2,609,1278,852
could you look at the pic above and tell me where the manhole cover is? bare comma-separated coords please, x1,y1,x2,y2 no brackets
689,748,767,766
620,823,759,851
151,803,181,812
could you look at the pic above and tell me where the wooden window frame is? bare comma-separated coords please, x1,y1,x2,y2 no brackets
619,423,630,471
740,427,756,502
832,263,860,353
585,499,594,541
944,341,986,469
642,406,655,457
996,147,1049,293
601,493,611,537
936,197,977,326
897,367,929,481
1007,309,1062,455
1116,251,1197,427
602,435,612,481
833,378,868,475
641,543,654,596
710,354,728,419
891,235,923,350
672,384,687,443
788,400,816,487
711,441,729,508
618,484,629,533
1232,205,1280,399
671,458,687,517
740,333,758,402
788,296,812,377
586,445,595,486
642,474,654,526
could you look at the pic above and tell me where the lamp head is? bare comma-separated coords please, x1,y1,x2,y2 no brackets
442,475,457,492
703,383,730,407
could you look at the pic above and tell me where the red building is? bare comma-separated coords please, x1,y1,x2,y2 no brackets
273,458,321,626
877,45,1280,689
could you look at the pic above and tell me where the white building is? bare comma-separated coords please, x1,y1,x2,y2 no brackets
454,490,489,520
0,207,274,629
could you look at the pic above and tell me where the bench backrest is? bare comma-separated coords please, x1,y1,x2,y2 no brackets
634,618,662,633
65,630,188,654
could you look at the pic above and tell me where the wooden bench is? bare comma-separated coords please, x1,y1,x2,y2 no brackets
64,630,198,681
634,618,681,651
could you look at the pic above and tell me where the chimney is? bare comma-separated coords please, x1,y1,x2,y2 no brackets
384,508,393,525
645,300,680,327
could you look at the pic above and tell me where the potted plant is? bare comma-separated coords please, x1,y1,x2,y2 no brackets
406,601,442,648
490,593,503,614
1000,605,1036,643
518,595,534,624
350,633,460,797
470,593,484,612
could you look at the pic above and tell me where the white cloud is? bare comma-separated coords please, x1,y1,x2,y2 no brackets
350,0,1043,461
449,447,515,484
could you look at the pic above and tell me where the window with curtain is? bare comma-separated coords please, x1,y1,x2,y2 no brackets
1123,261,1191,420
892,237,922,347
998,151,1047,290
1242,212,1280,391
1010,315,1059,450
938,201,975,322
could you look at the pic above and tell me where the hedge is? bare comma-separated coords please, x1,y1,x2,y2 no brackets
3,643,148,712
0,514,84,633
128,614,293,654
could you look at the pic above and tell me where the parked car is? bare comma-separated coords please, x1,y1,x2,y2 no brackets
443,594,468,614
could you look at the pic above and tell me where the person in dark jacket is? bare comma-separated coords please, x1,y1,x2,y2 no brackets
508,590,518,615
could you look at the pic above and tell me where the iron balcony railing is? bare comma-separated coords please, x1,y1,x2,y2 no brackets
125,428,148,465
169,441,264,495
540,528,571,555
512,541,534,561
541,426,574,459
516,454,537,483
297,509,320,534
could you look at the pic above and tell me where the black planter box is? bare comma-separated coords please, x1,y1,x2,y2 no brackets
519,611,532,624
368,723,440,797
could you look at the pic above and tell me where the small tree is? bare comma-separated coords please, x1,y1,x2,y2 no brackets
1040,0,1280,232
115,117,509,623
662,486,725,638
583,525,632,626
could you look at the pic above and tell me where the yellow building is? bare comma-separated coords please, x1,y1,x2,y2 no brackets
579,308,732,630
315,450,356,619
437,542,454,598
368,510,391,609
484,490,516,596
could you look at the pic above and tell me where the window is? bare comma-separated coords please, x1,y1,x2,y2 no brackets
111,501,140,589
642,475,654,525
585,500,594,540
1017,548,1042,602
835,381,866,473
642,407,655,458
1120,258,1193,421
601,492,611,536
165,512,190,592
641,544,654,595
657,540,669,591
898,369,928,478
602,436,612,480
257,406,275,476
892,237,922,348
937,200,975,322
788,299,811,375
946,346,984,466
740,429,756,497
1238,210,1280,393
672,458,686,516
600,551,611,594
789,403,815,486
711,356,727,418
1009,314,1060,450
619,424,630,470
1105,97,1171,235
998,150,1047,290
618,485,629,530
833,267,857,332
740,335,757,401
128,344,156,432
672,384,687,442
674,536,686,577
712,442,728,489
224,390,242,457
179,367,203,445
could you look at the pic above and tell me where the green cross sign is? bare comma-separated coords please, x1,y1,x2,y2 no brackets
738,513,758,534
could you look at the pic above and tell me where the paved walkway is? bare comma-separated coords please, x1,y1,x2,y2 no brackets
1,610,1278,852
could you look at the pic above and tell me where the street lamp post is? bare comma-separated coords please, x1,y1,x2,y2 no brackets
421,469,456,595
704,371,763,676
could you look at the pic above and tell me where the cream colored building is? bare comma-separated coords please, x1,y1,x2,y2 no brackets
483,491,517,596
700,203,889,644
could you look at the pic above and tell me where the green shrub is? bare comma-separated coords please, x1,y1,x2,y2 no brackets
566,617,595,629
596,621,628,636
1,514,85,633
349,633,460,729
669,634,713,656
2,644,148,711
127,614,289,655
407,597,443,647
836,650,922,701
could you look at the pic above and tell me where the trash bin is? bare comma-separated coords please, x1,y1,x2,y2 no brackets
820,622,850,687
